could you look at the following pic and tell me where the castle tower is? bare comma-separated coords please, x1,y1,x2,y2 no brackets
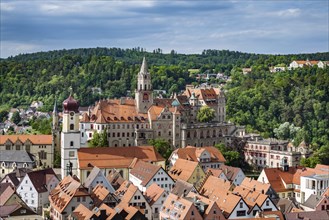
61,94,80,178
135,57,153,113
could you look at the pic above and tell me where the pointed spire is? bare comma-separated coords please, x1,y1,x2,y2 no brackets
53,98,58,114
140,57,148,74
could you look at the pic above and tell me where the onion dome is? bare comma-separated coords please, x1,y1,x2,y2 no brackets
63,95,79,113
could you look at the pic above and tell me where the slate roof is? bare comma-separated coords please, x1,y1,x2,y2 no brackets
83,166,101,188
303,194,322,209
171,179,196,197
0,184,15,205
25,168,57,193
0,150,35,163
0,168,32,187
218,164,242,182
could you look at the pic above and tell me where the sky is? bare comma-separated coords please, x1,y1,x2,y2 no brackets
1,0,328,58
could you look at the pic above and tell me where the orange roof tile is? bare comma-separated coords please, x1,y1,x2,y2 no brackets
78,146,164,169
174,146,226,163
240,177,271,194
144,183,165,206
199,175,232,201
0,135,52,145
87,99,148,124
169,159,200,182
91,184,110,207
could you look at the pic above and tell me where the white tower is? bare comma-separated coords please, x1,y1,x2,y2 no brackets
135,57,153,113
61,94,80,179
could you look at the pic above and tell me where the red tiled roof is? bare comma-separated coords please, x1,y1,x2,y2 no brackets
129,160,161,186
78,146,164,169
0,135,52,145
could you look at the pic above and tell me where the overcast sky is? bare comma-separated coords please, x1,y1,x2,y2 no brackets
1,0,328,58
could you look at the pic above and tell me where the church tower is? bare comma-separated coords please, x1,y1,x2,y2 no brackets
135,57,153,113
61,94,80,178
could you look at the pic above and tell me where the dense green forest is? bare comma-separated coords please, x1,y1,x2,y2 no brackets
1,47,329,165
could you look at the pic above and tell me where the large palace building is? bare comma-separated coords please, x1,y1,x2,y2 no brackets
78,57,245,149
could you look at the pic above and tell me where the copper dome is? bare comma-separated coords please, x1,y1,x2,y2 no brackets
63,95,79,113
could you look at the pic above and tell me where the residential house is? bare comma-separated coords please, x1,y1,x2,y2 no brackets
90,184,118,208
77,146,165,182
289,60,318,69
317,61,329,68
0,168,31,188
239,177,277,198
233,185,278,214
70,203,111,220
258,164,329,204
276,198,299,214
160,193,203,220
144,183,168,220
0,150,36,178
218,164,246,186
169,158,206,188
0,135,54,168
83,166,115,193
129,160,174,192
169,146,226,171
285,210,329,220
49,175,93,220
0,203,36,219
244,137,311,169
198,175,232,201
171,179,198,197
17,168,59,214
0,183,25,206
115,180,152,219
107,169,125,190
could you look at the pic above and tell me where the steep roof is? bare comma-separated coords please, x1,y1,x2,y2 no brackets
26,168,57,193
199,175,232,201
0,185,15,206
169,158,199,182
129,160,162,186
83,166,102,188
144,183,165,206
0,135,52,145
173,146,226,163
91,184,111,207
78,146,164,170
303,194,322,209
240,177,271,194
285,210,329,220
87,99,148,124
49,175,90,214
233,185,270,209
218,164,241,182
1,168,32,187
171,179,196,197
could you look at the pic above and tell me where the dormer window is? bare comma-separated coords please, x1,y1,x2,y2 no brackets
12,162,17,168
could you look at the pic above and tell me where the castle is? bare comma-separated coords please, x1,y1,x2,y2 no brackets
59,58,245,178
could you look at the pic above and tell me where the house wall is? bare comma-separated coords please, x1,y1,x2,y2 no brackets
150,191,167,220
233,170,246,186
188,165,205,187
228,200,251,219
316,197,329,211
128,190,152,219
145,170,174,193
17,175,39,212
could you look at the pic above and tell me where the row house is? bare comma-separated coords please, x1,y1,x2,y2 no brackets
301,187,329,211
0,167,31,187
0,135,54,168
129,160,174,193
115,180,152,219
289,60,329,69
83,166,115,193
258,164,329,204
17,168,59,214
244,137,311,169
144,183,168,220
49,175,93,220
169,146,226,171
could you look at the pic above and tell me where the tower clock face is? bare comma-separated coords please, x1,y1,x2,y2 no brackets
143,93,149,100
70,112,74,116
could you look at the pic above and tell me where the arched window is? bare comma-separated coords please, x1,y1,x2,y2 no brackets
187,132,190,138
70,124,74,130
70,141,74,147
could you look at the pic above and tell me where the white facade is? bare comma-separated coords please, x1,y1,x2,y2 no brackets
84,169,115,193
61,109,81,178
227,199,250,219
300,174,329,204
17,174,59,213
129,167,174,193
149,191,168,220
127,189,152,220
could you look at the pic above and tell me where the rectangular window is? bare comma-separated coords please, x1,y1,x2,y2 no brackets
237,211,246,216
69,151,75,157
6,145,11,150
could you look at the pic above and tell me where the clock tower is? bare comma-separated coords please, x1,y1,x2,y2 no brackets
135,57,153,113
61,94,80,179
